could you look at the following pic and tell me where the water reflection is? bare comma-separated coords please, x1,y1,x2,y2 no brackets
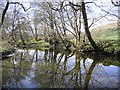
2,49,120,88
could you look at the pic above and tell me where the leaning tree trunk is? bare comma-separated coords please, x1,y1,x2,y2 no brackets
81,1,100,52
0,1,9,28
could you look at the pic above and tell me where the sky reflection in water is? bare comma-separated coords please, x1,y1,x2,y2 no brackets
2,49,120,88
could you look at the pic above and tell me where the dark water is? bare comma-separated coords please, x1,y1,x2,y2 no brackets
1,49,120,89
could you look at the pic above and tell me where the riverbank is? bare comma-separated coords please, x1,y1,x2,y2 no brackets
17,40,50,50
2,48,119,88
0,40,16,59
1,26,120,58
1,48,16,59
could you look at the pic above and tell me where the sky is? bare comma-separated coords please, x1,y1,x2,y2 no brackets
0,0,119,31
10,0,118,26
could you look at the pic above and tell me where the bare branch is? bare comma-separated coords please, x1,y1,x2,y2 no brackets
69,2,81,11
9,2,31,12
101,9,119,19
0,1,31,28
62,27,77,38
88,6,115,28
85,0,97,4
50,1,81,11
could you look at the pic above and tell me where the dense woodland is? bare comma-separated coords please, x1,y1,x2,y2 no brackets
0,0,120,56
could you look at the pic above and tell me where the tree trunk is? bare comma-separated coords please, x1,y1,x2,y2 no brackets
81,1,100,52
19,28,25,44
18,21,25,44
35,27,38,41
0,1,9,28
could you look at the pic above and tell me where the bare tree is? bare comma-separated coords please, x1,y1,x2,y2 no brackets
81,1,100,52
0,0,31,28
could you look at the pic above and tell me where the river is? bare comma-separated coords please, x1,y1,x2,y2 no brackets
2,49,120,89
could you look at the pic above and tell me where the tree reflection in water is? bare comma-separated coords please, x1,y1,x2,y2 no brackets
2,51,33,88
2,49,120,88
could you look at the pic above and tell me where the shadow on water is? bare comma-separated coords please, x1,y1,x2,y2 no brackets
2,49,120,89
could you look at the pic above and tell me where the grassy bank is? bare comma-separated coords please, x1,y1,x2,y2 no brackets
68,23,119,54
92,27,119,52
0,40,15,58
1,23,119,55
17,39,50,50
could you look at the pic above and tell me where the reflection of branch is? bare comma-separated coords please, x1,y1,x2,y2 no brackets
91,76,106,87
99,64,111,76
31,51,36,62
90,78,95,88
1,66,30,71
84,60,97,89
83,59,88,73
67,50,76,58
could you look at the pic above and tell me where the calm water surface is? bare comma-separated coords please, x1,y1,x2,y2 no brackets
2,49,120,88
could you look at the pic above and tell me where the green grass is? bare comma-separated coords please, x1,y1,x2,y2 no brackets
29,40,50,48
17,39,50,50
91,28,119,52
68,26,119,52
97,29,118,40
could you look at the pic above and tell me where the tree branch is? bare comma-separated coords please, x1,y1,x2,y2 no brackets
9,2,31,12
0,1,31,28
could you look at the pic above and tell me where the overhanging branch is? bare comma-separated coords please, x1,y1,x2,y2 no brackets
9,2,31,12
0,1,31,28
